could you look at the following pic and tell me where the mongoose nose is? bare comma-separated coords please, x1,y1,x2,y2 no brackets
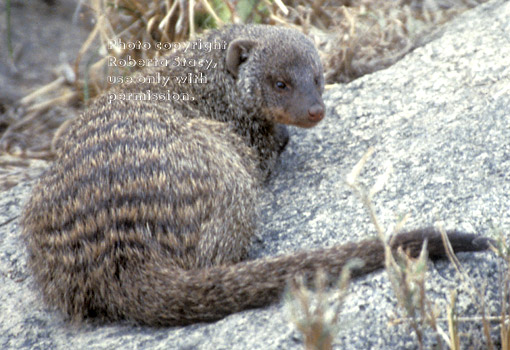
308,104,325,123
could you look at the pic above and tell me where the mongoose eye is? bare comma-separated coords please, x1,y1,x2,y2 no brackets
275,81,287,90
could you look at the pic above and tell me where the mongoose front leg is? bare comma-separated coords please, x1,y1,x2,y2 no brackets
274,124,290,155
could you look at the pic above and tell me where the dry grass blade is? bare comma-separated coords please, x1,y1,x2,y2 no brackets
447,291,460,350
492,230,510,350
199,0,223,25
438,226,497,350
285,261,360,350
19,77,66,106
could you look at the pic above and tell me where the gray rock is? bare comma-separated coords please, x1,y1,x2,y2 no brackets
1,0,509,348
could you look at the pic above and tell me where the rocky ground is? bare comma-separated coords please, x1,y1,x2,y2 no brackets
1,0,509,349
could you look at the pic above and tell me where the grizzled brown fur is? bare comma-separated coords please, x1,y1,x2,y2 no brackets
21,25,490,326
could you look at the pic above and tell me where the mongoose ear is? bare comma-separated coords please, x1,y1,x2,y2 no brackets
226,39,258,78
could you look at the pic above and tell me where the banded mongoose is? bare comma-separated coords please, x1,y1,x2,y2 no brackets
21,24,491,326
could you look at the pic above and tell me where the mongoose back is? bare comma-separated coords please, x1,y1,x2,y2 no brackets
21,24,490,326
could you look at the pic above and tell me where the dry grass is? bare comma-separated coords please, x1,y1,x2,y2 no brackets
0,0,488,190
492,231,510,350
285,260,362,350
310,0,488,83
284,149,505,349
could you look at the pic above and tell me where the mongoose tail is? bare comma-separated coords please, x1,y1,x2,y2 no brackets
113,228,491,326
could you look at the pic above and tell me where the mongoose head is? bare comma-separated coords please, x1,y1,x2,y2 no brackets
226,26,325,128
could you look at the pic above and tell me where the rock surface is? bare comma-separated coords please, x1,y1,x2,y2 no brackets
1,0,509,349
